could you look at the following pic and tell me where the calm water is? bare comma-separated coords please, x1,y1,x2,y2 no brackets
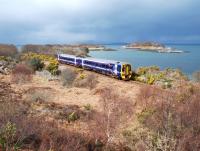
89,44,200,75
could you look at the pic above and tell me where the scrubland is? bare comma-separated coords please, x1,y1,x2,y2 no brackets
0,45,200,151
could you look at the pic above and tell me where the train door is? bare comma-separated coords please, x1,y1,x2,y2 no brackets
76,58,82,67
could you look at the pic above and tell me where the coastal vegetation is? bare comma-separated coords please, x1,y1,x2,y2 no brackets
193,71,200,82
0,44,18,57
21,44,89,57
133,66,188,88
123,84,200,150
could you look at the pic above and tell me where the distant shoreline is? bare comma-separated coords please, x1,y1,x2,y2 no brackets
123,42,184,53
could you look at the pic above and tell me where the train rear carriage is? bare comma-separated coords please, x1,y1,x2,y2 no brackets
58,54,76,65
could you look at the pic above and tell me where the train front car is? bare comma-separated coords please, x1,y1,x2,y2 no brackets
119,63,132,80
82,58,132,80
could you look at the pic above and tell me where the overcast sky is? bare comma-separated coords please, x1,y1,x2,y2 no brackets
0,0,199,44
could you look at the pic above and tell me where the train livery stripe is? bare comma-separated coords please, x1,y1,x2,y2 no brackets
59,59,75,65
83,64,113,73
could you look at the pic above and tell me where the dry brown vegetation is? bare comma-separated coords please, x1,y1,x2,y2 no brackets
60,68,77,87
11,64,33,83
123,83,200,151
0,81,99,151
89,87,135,150
0,44,17,57
0,74,137,151
1,47,199,150
21,44,89,57
193,71,200,82
74,73,99,89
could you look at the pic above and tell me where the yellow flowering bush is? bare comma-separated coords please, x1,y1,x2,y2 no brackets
21,53,60,75
21,52,56,62
46,60,60,75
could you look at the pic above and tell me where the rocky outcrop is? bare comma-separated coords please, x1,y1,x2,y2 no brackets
0,61,10,75
123,42,183,53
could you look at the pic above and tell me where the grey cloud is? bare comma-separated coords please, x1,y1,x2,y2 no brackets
0,0,199,44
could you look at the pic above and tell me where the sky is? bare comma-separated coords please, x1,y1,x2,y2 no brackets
0,0,200,44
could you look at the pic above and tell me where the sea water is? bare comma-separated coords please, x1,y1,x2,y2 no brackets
89,44,200,76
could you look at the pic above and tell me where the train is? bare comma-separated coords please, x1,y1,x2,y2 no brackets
57,53,132,80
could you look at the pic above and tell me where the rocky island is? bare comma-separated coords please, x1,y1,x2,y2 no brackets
123,42,183,53
78,44,116,51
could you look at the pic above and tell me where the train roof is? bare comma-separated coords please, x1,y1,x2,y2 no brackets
58,53,130,65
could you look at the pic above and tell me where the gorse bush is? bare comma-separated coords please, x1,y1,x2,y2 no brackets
21,53,60,75
46,60,60,75
28,58,44,71
12,64,33,83
21,52,55,62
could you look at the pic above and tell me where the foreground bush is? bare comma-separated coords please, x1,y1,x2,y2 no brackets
0,122,19,151
124,84,200,151
74,73,99,89
193,71,200,82
28,58,44,71
46,60,60,75
11,64,33,83
0,82,102,151
90,87,134,149
60,68,77,87
21,53,60,75
0,44,17,57
133,66,188,88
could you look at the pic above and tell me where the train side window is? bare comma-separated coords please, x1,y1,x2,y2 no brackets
117,65,121,72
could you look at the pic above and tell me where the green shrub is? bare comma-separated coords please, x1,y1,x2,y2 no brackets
137,108,155,124
162,81,172,89
137,66,160,76
137,67,148,75
147,75,156,85
84,104,92,111
67,112,79,122
0,122,21,151
28,58,44,71
79,73,86,79
46,61,60,75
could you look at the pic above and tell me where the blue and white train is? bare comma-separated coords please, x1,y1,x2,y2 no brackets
57,54,132,80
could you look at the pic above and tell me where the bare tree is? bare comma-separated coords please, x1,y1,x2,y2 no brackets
91,87,134,149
